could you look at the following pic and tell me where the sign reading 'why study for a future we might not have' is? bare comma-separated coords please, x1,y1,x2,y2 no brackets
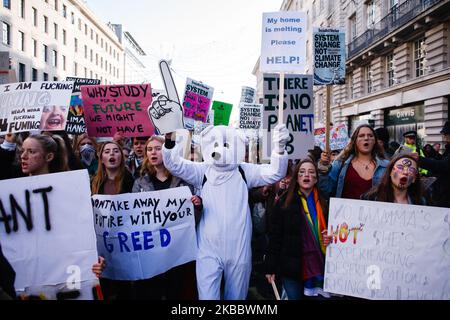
81,84,154,137
260,11,307,73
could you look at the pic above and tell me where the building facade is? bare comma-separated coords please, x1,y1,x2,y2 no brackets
1,0,124,84
110,23,150,84
254,0,450,147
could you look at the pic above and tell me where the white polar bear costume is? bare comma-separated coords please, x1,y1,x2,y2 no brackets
162,124,289,300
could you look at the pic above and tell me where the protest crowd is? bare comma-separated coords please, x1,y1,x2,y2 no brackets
0,81,449,300
0,20,449,299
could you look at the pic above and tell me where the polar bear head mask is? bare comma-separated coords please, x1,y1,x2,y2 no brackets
200,125,247,168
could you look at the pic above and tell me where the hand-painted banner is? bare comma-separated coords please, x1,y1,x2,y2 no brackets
260,11,307,73
240,86,256,104
324,198,450,300
92,186,197,280
239,103,263,129
65,77,101,135
212,101,233,126
262,74,314,160
81,84,154,137
182,78,214,130
313,27,346,85
0,81,73,134
0,170,98,298
314,123,349,151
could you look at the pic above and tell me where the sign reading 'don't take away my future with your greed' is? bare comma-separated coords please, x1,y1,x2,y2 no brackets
324,198,450,300
92,186,197,280
81,84,154,137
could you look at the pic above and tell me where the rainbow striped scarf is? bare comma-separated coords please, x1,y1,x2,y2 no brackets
298,188,327,255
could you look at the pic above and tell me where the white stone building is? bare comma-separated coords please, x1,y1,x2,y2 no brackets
110,23,150,84
254,0,450,146
1,0,124,84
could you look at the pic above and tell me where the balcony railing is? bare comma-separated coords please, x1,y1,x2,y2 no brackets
348,0,442,59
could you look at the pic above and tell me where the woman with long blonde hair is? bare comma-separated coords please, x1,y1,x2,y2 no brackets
132,135,202,300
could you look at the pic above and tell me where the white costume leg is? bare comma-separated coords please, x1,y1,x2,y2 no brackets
196,255,223,300
223,260,252,300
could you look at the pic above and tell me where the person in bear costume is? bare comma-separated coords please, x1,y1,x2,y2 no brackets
163,124,289,300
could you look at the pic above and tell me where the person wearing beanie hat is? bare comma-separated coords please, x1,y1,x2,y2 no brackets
417,120,450,207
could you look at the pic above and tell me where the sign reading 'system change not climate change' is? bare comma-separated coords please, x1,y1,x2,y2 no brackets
261,11,307,73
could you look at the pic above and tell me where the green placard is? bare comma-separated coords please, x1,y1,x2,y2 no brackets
212,101,233,126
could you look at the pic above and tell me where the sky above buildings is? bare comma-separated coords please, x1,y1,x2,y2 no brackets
86,0,281,122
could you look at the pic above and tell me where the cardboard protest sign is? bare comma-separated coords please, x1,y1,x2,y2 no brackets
148,60,184,134
313,28,346,85
81,84,153,137
65,77,101,135
260,11,307,73
262,74,314,159
182,78,214,130
0,170,98,299
0,81,73,134
92,187,197,280
315,123,349,151
212,101,233,126
239,103,263,129
240,86,256,104
324,198,450,300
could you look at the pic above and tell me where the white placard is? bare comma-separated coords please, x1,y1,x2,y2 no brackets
0,170,98,295
239,103,263,129
0,81,74,134
260,11,307,73
324,198,450,300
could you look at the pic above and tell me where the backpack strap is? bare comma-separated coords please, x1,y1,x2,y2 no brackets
238,165,247,185
201,165,247,187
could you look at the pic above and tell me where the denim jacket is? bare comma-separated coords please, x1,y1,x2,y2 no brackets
318,154,389,198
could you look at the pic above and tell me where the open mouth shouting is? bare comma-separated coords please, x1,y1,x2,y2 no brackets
45,117,63,129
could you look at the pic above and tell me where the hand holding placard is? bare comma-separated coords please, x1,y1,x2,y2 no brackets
148,60,184,134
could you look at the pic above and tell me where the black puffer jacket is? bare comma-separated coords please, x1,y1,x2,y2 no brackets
419,143,450,208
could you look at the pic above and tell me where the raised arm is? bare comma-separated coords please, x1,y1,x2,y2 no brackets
162,133,205,188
